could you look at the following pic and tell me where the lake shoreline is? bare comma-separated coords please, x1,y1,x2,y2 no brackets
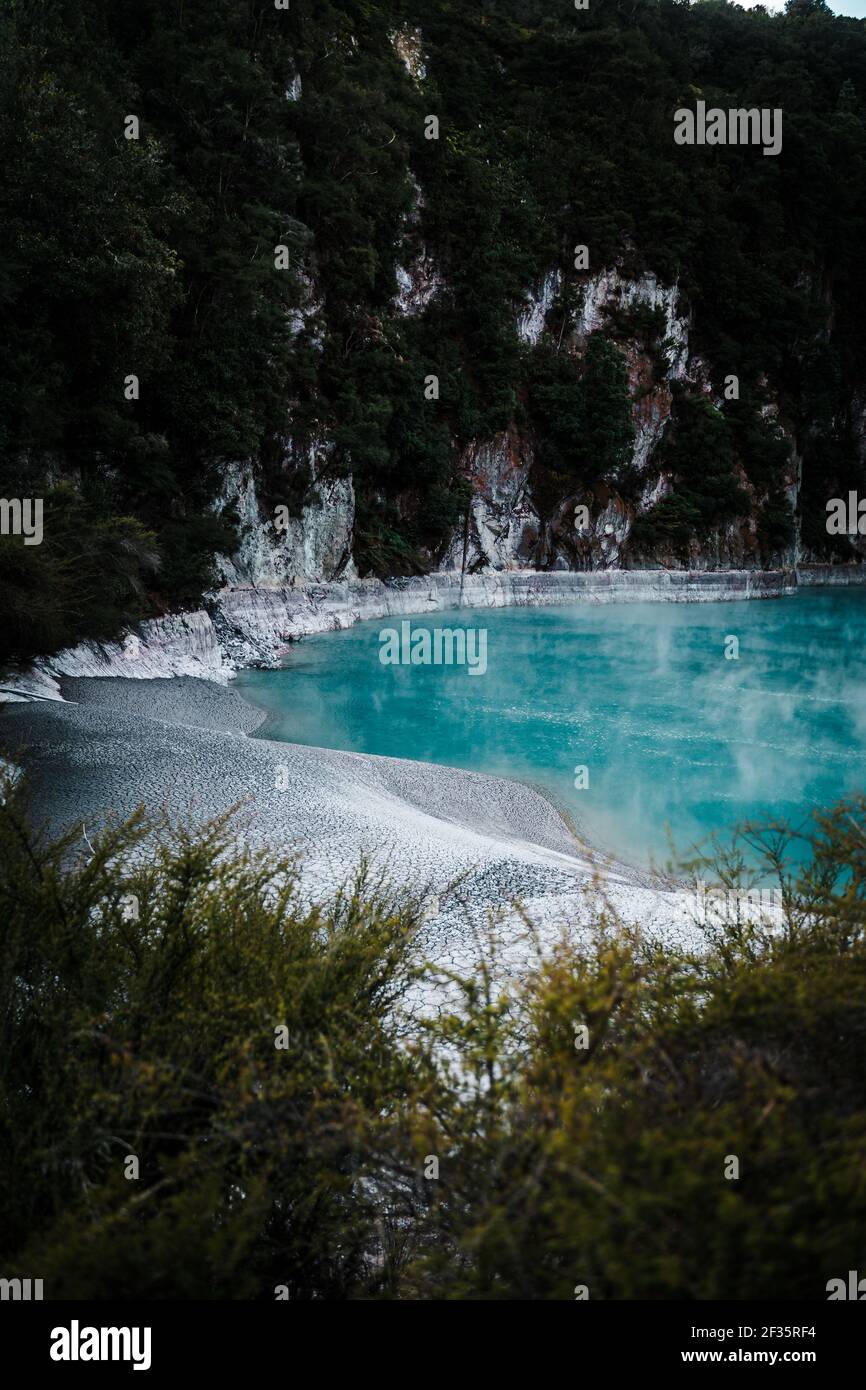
4,563,864,700
1,569,861,955
0,673,706,973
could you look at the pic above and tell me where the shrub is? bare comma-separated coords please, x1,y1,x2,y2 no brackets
2,775,866,1299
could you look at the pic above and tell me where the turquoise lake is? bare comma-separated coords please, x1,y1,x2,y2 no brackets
236,590,866,868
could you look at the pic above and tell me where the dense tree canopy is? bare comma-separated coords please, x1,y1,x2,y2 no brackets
1,0,865,661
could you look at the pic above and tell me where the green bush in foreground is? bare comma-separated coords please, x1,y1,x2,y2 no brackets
1,780,865,1300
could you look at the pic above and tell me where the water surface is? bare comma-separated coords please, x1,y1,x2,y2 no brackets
236,590,866,867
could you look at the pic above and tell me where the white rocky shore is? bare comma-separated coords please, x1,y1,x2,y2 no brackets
0,673,701,985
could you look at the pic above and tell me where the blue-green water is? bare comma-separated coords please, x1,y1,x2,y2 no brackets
236,590,866,867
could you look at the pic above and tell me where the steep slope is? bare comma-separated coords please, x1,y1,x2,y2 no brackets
2,0,866,665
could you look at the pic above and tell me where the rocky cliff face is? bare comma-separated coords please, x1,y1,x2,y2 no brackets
439,265,791,576
441,432,540,572
216,265,789,586
214,444,356,588
204,253,845,590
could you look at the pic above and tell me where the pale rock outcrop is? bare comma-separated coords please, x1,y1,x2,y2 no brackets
441,433,541,572
214,447,355,589
287,267,325,347
8,568,856,699
391,26,426,82
499,263,801,573
639,472,671,512
573,268,690,376
467,267,694,572
798,563,866,586
575,267,691,486
543,489,636,572
394,254,443,316
0,610,230,701
393,172,442,315
517,269,562,346
590,495,631,568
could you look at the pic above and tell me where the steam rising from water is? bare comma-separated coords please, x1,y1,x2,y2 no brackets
237,591,866,868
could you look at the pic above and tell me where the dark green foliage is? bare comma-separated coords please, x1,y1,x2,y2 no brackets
757,497,796,556
633,392,751,557
657,394,743,523
352,492,427,578
410,798,866,1300
727,399,791,496
2,0,866,658
0,783,429,1299
0,485,158,666
527,334,633,521
628,489,704,561
0,0,307,658
527,347,587,482
636,389,800,561
2,775,866,1299
579,334,635,485
795,343,866,560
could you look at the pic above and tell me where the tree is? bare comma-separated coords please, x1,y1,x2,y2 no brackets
578,333,634,483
